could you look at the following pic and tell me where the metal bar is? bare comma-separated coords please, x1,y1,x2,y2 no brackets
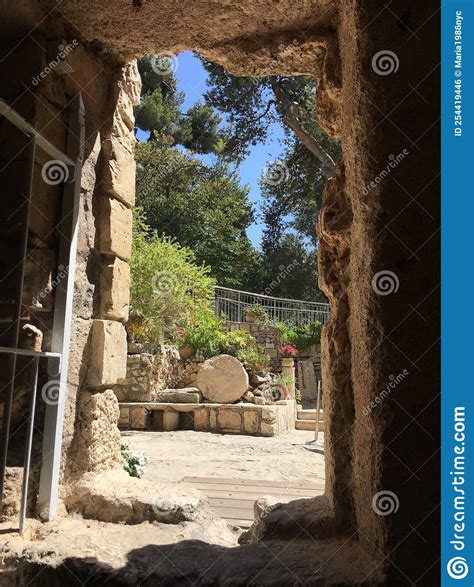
37,94,85,521
19,356,40,535
0,99,75,166
0,137,36,512
0,346,61,361
215,285,330,308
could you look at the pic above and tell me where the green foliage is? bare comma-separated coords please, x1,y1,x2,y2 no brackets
135,140,260,288
218,328,269,372
201,58,340,299
130,211,215,346
135,56,225,154
181,103,226,154
219,330,255,356
236,345,269,373
180,308,223,358
274,321,322,350
258,234,326,302
244,304,268,321
273,373,293,386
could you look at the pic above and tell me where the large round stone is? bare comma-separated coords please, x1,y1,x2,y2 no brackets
196,355,249,404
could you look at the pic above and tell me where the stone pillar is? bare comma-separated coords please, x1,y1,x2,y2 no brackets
163,411,180,431
67,60,141,476
281,358,296,397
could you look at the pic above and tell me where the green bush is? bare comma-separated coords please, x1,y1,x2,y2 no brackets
218,329,269,372
274,321,322,350
130,211,216,346
244,304,268,321
236,345,269,372
219,329,255,356
180,308,223,358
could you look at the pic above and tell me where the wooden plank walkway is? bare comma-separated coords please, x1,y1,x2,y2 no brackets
182,476,325,528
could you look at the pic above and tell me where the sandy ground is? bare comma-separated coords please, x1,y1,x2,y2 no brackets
121,429,325,485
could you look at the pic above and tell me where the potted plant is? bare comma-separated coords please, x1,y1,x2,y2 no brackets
175,327,196,360
278,343,298,366
244,304,268,323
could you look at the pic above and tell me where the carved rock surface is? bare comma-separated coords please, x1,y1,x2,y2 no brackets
196,355,249,404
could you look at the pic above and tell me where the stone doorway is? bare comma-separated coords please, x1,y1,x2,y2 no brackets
0,2,439,584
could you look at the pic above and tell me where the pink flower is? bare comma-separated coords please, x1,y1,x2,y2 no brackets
278,344,298,357
175,327,186,337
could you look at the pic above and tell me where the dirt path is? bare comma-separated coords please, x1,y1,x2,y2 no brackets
122,429,325,485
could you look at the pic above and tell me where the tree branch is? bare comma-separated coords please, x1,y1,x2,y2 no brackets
271,79,335,177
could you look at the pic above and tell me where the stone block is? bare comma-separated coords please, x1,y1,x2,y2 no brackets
163,410,180,431
260,421,277,437
130,406,148,429
97,197,132,261
118,406,130,426
99,256,130,321
71,389,122,472
68,317,92,387
197,355,248,403
88,320,127,387
243,410,260,434
194,407,209,430
218,408,242,431
155,389,200,403
102,137,136,207
210,409,218,429
261,406,277,423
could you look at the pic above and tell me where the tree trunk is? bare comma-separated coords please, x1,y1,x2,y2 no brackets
271,79,336,177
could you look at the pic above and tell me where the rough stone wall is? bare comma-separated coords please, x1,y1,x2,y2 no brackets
0,24,141,483
113,347,202,402
64,57,141,478
119,400,296,437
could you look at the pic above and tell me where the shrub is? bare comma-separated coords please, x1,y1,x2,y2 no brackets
244,304,268,321
275,321,322,350
219,329,255,356
130,211,216,346
180,308,223,358
236,345,269,372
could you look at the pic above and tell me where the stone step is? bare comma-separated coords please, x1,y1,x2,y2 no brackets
155,388,201,403
295,419,324,432
297,409,325,421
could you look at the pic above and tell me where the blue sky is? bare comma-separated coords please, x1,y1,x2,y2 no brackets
138,51,285,248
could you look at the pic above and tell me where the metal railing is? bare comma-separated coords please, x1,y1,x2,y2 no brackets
215,286,330,325
0,96,84,533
